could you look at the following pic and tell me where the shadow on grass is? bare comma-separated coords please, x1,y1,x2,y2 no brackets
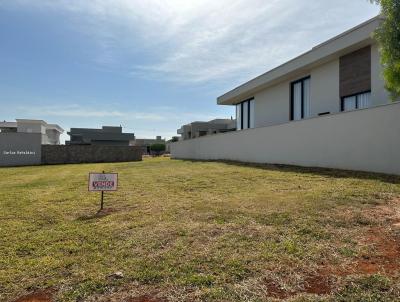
178,159,400,184
76,208,117,221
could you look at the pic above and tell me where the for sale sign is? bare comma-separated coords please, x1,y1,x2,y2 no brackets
88,173,118,191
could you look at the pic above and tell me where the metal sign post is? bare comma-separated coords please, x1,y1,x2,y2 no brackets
88,171,118,211
100,171,104,210
101,190,104,210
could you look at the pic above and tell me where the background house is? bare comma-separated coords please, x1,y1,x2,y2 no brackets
0,119,64,145
177,118,236,140
133,136,166,155
66,126,135,146
0,119,64,167
171,16,400,175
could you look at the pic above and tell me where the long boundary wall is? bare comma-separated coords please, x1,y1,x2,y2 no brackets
171,102,400,175
41,145,142,165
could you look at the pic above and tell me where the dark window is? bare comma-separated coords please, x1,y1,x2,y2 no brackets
341,91,371,112
290,76,311,121
236,98,255,130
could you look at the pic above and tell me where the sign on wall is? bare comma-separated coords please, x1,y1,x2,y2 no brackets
88,173,118,191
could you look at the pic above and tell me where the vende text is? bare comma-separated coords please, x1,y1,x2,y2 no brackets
92,181,115,189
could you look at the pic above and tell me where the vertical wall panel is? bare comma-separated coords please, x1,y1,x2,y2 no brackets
340,46,371,98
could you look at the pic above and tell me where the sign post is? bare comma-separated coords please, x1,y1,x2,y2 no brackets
88,171,118,211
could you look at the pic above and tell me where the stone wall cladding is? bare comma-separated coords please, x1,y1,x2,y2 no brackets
41,145,142,165
339,46,371,98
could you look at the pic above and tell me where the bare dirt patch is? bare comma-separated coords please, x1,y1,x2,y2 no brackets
265,281,290,299
350,197,400,275
303,272,332,295
265,270,333,299
264,198,400,300
13,290,53,302
352,227,400,275
125,295,166,302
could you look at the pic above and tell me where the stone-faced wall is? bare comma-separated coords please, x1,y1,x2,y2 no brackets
41,145,142,165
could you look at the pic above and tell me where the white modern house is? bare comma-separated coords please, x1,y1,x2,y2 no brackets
0,119,64,145
177,119,236,140
171,16,400,175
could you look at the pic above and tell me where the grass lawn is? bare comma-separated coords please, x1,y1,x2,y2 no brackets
1,157,400,302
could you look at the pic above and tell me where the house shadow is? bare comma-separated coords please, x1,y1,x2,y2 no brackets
178,159,400,185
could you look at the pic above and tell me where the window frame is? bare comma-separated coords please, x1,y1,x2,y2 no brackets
290,76,311,121
236,97,254,130
340,90,371,112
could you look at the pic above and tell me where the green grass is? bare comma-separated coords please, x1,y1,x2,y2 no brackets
0,158,399,301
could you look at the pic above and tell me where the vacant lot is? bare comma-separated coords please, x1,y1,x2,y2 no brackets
1,158,400,302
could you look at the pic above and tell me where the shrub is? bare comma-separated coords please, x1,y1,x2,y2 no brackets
150,143,166,156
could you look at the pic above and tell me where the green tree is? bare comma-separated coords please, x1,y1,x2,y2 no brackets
370,0,400,99
150,143,166,156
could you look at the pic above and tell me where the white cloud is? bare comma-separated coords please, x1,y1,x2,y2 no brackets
15,103,220,142
3,0,380,84
16,104,216,123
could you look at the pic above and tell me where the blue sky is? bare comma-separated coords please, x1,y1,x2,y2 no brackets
0,0,380,142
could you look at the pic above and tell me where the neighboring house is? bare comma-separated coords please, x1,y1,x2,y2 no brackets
171,16,400,175
177,119,236,140
133,136,166,155
0,119,64,167
66,126,135,146
0,119,64,145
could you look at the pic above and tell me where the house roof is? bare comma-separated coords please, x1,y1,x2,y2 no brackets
16,119,47,125
46,124,64,133
1,119,64,133
0,121,17,128
217,15,383,105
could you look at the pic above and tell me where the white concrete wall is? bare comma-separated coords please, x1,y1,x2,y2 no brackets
171,102,400,175
371,43,390,106
253,59,341,127
254,81,290,127
310,59,340,116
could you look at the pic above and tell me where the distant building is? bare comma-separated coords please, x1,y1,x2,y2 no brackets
0,119,64,167
177,119,236,140
133,136,166,155
0,119,64,145
166,136,180,153
66,126,135,146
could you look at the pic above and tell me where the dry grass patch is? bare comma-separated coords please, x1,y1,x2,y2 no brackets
1,158,400,302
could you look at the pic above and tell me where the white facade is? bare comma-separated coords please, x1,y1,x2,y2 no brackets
250,43,389,129
217,16,395,128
